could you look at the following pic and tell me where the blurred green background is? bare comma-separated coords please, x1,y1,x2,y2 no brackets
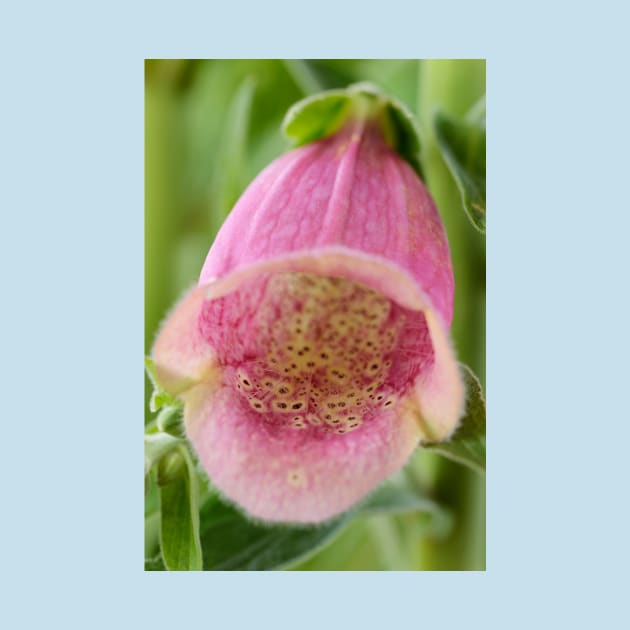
145,59,485,570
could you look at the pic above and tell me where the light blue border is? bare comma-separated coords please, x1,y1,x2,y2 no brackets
2,1,628,628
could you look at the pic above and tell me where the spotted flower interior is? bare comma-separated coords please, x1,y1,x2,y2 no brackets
199,272,435,437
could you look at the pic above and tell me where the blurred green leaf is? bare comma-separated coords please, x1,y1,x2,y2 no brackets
423,364,486,473
145,553,166,571
433,98,486,231
214,76,257,220
159,446,203,571
361,482,452,537
282,59,326,94
199,478,449,571
199,497,349,571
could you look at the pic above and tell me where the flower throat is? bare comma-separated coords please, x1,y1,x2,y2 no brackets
200,272,432,435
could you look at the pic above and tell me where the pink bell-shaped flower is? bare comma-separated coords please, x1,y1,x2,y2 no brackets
151,87,464,523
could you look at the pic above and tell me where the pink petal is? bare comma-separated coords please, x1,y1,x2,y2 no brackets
199,120,454,327
184,267,460,523
405,309,465,441
184,382,422,524
151,284,218,395
200,252,464,447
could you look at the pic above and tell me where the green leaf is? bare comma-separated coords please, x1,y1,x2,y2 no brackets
199,496,349,571
423,364,486,473
199,477,450,571
159,446,203,571
214,76,257,221
282,59,327,95
433,99,486,231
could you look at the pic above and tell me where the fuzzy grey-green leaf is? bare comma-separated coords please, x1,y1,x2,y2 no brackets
423,364,486,473
159,447,203,571
198,478,450,570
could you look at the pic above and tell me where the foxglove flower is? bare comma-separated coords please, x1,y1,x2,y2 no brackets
152,87,464,523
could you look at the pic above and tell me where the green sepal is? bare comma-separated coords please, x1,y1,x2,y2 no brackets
423,364,486,473
433,97,486,232
381,95,425,180
282,82,424,179
282,88,351,147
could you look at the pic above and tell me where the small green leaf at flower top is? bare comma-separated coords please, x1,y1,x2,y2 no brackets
282,89,351,146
